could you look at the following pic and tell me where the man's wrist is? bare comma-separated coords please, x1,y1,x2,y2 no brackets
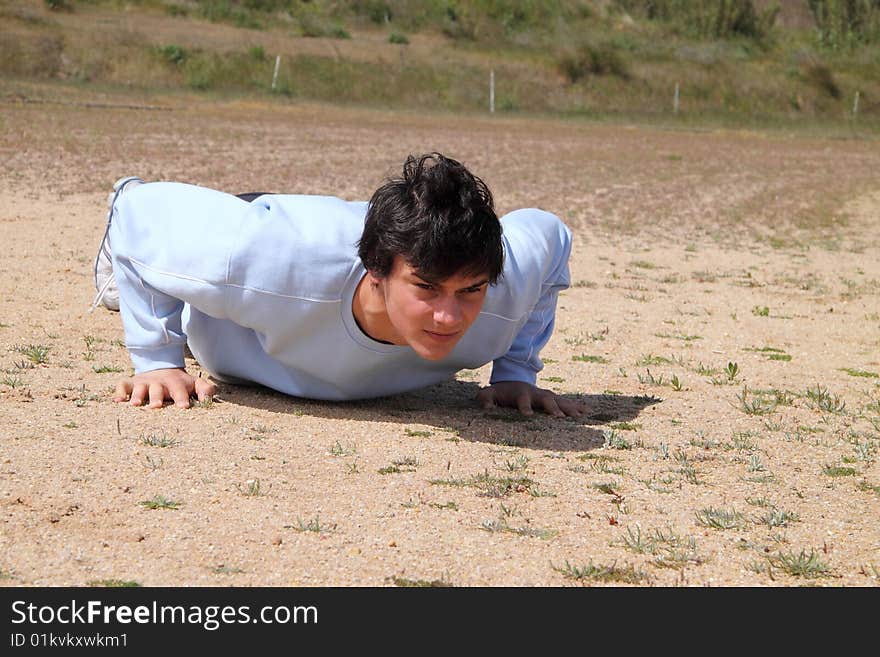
129,345,186,374
488,379,534,388
490,357,538,386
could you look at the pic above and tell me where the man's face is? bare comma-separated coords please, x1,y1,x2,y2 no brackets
375,256,489,361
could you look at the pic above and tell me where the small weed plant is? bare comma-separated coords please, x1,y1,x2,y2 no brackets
140,495,180,510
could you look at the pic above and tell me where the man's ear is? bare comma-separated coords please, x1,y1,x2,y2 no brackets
367,270,384,287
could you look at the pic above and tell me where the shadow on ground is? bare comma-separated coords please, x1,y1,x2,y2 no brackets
210,378,662,452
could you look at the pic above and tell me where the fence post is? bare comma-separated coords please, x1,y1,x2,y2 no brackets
490,69,495,114
674,82,680,115
271,55,281,91
853,90,860,118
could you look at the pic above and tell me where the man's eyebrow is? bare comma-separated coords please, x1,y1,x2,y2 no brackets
461,278,490,290
412,273,489,290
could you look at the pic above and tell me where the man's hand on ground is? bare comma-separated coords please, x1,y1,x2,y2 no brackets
113,368,216,409
476,381,585,418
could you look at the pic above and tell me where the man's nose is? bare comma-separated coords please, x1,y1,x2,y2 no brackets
433,296,462,326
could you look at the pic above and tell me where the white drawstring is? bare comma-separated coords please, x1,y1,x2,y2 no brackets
90,176,142,312
88,272,115,314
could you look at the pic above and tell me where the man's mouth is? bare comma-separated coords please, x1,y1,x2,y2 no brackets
424,329,460,342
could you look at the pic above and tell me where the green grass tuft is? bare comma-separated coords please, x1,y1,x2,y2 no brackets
290,516,335,534
804,385,846,414
655,332,702,342
139,495,180,510
592,481,620,495
87,579,142,587
572,354,609,363
140,432,178,448
841,368,878,378
735,386,778,416
13,344,49,364
695,507,746,530
392,576,452,587
430,470,542,498
92,364,125,374
552,560,647,584
857,480,880,495
620,525,703,569
769,549,831,578
823,464,857,477
602,430,637,450
636,353,676,366
480,517,557,539
757,508,800,528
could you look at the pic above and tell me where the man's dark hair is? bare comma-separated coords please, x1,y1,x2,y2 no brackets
358,152,503,283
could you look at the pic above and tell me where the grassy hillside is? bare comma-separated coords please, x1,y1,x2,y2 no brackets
2,0,879,127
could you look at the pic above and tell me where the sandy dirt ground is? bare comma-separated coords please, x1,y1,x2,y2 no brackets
1,82,879,586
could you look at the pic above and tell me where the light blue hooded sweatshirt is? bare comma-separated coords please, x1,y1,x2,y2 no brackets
108,182,571,400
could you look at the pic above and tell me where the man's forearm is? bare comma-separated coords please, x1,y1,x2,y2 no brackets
107,182,247,373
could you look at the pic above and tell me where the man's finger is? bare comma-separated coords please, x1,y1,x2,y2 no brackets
113,379,132,403
194,377,216,402
167,380,191,409
539,393,565,417
129,383,148,406
558,397,585,417
516,393,534,416
476,387,496,409
559,399,587,417
147,383,166,409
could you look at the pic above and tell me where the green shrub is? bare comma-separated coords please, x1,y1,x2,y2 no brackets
0,33,64,78
196,0,266,29
249,45,267,61
808,0,880,48
155,44,189,67
389,31,410,44
178,47,296,92
437,0,592,44
240,0,287,10
182,51,264,90
184,55,217,90
804,61,842,97
298,12,351,39
351,0,392,24
165,4,189,17
616,0,778,42
558,42,631,82
44,0,72,11
498,95,517,111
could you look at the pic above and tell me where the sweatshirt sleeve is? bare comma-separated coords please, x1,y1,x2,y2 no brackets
108,182,248,373
489,209,572,386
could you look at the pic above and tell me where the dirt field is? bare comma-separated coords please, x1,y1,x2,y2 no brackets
1,82,879,586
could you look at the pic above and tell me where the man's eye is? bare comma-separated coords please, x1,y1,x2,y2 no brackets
416,283,433,290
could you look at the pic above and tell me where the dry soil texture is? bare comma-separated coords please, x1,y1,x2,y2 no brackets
1,84,879,586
